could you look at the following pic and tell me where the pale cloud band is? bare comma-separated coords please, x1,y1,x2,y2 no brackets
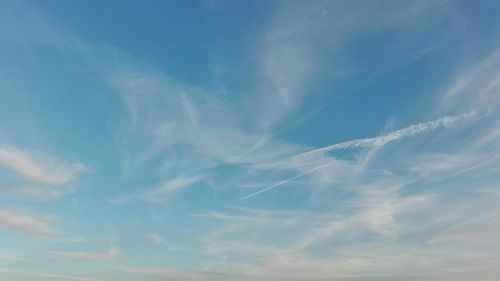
0,145,86,186
302,112,474,156
0,209,60,237
48,246,119,260
0,268,107,281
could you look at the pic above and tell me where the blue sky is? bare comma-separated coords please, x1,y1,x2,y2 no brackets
1,0,500,280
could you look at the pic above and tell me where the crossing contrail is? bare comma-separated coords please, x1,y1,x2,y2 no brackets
236,158,339,201
236,113,473,201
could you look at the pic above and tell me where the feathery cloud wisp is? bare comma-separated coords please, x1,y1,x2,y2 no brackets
238,113,472,201
303,112,473,156
112,266,231,281
109,176,201,204
0,254,34,263
0,209,60,237
0,268,107,281
48,246,119,260
0,145,86,185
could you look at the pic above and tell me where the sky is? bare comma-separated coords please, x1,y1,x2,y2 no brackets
0,0,500,280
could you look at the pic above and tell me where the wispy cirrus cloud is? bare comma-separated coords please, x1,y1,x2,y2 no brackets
441,49,500,114
238,113,471,201
52,4,500,281
0,145,86,185
0,185,69,201
0,145,86,202
302,113,473,156
0,254,34,262
112,266,232,281
0,208,60,237
1,0,500,280
0,268,107,281
109,176,200,204
48,246,119,261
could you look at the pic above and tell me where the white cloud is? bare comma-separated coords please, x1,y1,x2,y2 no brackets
0,185,68,201
303,113,473,156
141,176,200,202
143,233,169,247
237,159,340,201
112,266,231,281
238,113,471,201
110,176,200,204
104,38,500,281
0,208,60,237
48,246,119,261
0,254,34,262
442,49,500,113
0,268,107,281
0,145,86,185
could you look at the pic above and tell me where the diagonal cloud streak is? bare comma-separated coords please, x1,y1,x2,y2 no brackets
302,112,474,156
237,113,472,201
0,145,86,186
48,246,119,260
0,268,107,281
236,158,346,202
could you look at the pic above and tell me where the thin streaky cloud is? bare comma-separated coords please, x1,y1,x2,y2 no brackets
237,113,471,201
1,1,500,280
0,268,107,281
0,185,68,201
109,176,201,204
0,254,35,263
0,145,86,185
111,266,231,281
301,112,473,157
141,176,201,203
236,158,343,201
48,246,119,260
0,208,60,237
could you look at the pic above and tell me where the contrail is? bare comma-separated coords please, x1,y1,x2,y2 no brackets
236,113,472,201
236,153,353,201
301,112,473,156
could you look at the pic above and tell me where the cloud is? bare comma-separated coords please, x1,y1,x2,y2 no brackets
0,254,34,262
428,213,500,245
302,113,473,156
250,0,453,133
52,6,500,281
2,1,498,280
0,208,60,237
476,187,500,197
192,195,498,280
48,246,119,260
0,185,69,201
0,144,86,185
0,0,79,49
236,158,341,201
143,233,169,246
109,176,200,204
193,193,436,279
353,188,432,237
238,113,471,201
112,266,232,281
146,233,165,244
441,48,500,113
0,268,107,281
141,176,201,202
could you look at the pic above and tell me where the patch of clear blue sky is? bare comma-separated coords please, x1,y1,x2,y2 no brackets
35,0,275,86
